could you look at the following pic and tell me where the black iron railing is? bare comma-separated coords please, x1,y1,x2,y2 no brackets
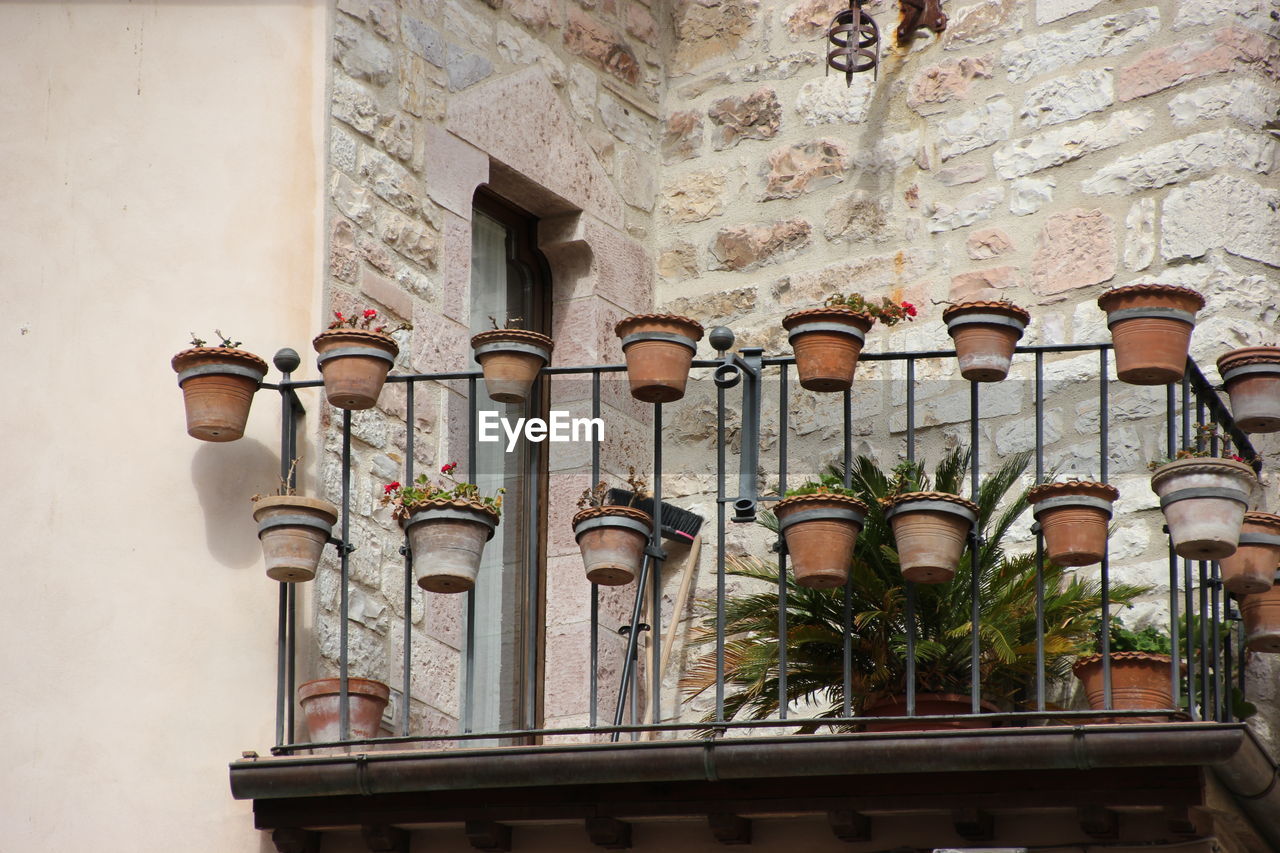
258,333,1259,754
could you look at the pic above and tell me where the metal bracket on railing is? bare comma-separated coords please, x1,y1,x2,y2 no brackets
709,326,765,524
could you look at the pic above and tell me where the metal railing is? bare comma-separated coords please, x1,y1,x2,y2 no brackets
258,332,1260,754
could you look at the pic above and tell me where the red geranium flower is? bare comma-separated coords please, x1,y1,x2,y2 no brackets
384,481,401,494
441,462,458,474
363,309,377,319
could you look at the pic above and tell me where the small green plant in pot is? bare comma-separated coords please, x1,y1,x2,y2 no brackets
1072,619,1173,717
774,478,867,589
880,457,978,584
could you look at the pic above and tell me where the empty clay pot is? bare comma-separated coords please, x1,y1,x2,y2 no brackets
614,314,704,403
1220,512,1280,596
782,307,874,392
862,693,1001,732
171,346,268,441
1097,284,1204,385
1073,652,1174,717
1028,481,1118,567
297,677,390,742
312,328,399,410
1149,457,1256,560
1218,346,1280,433
572,505,652,586
471,329,553,405
775,493,868,588
402,500,500,593
252,495,339,582
883,492,978,584
943,301,1030,382
1240,583,1280,653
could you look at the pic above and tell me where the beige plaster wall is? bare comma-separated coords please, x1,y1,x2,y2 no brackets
0,2,326,850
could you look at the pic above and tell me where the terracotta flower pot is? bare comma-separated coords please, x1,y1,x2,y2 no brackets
312,328,399,410
297,677,390,742
401,499,500,593
1240,583,1280,653
1097,284,1204,385
1073,652,1174,717
1220,512,1280,596
782,307,874,392
1218,346,1280,433
614,314,704,403
883,491,978,584
471,329,553,405
862,693,1000,732
943,301,1030,382
572,505,652,586
1027,481,1118,567
1149,457,1256,560
775,492,868,589
171,346,268,441
252,495,339,582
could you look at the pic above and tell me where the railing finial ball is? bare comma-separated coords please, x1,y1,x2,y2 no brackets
273,347,302,375
709,326,735,354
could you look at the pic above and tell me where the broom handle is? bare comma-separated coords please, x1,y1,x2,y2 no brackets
641,533,702,734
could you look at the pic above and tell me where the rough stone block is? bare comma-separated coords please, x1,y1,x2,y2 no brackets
402,16,448,67
926,186,1003,232
992,109,1152,178
709,218,812,271
1036,0,1102,25
1122,198,1155,272
1161,174,1280,267
1002,8,1160,83
564,7,641,85
496,22,568,86
944,0,1023,47
949,265,1017,301
708,87,781,149
660,170,726,223
1081,128,1276,195
1175,0,1279,37
783,0,844,40
908,56,993,112
850,129,921,172
763,139,849,199
937,99,1012,160
1168,78,1280,128
1009,176,1054,216
335,14,394,85
966,228,1013,259
1117,26,1279,101
795,75,873,125
1019,68,1113,129
671,0,760,75
824,190,891,243
658,242,700,279
936,162,987,186
598,92,655,151
508,0,559,31
1030,208,1116,296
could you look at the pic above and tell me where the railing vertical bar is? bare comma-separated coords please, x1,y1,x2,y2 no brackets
464,377,477,735
275,584,287,749
969,380,981,715
1223,592,1234,723
1034,350,1045,711
1167,384,1182,708
402,381,415,737
340,408,352,741
1099,349,1112,711
650,403,664,726
842,389,853,717
611,552,652,739
524,377,541,735
1182,375,1198,720
906,357,916,717
1211,560,1222,721
1201,397,1216,720
275,363,295,749
590,372,601,729
777,366,789,721
715,378,727,722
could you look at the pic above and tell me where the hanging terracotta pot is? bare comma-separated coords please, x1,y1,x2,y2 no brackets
1149,457,1256,560
572,505,652,586
252,495,339,582
862,693,1001,732
312,328,399,410
1240,583,1280,653
775,492,867,588
171,346,268,441
614,314,704,403
1217,346,1280,433
1220,512,1280,596
1072,652,1174,718
401,499,500,593
471,329,553,405
297,677,390,742
883,491,978,584
1097,284,1204,385
1027,481,1118,567
942,301,1030,382
782,307,874,392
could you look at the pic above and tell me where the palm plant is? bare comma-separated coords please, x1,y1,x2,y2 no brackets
681,448,1147,727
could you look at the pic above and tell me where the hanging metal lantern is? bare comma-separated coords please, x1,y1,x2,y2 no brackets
826,0,880,85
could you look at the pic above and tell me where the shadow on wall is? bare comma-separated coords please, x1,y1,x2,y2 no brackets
191,438,281,571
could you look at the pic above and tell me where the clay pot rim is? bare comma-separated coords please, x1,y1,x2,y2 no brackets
1072,651,1172,675
1217,346,1280,374
312,327,400,354
941,300,1031,325
572,505,653,528
297,676,391,702
252,494,340,522
470,328,554,350
1241,511,1280,533
775,492,869,513
171,345,268,373
1241,584,1280,605
880,490,979,513
613,313,705,339
1149,455,1257,488
1028,481,1118,503
1096,284,1205,313
399,498,501,525
782,306,875,331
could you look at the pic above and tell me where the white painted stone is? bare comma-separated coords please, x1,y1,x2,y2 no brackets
1134,252,1280,331
850,129,921,172
795,75,874,126
1188,314,1273,365
598,92,655,151
995,409,1062,454
926,186,1004,232
335,14,394,85
1019,69,1113,129
1009,176,1055,215
1174,0,1280,37
1036,0,1103,25
1070,301,1107,346
1002,8,1160,83
888,378,1022,431
1074,390,1166,434
495,22,568,88
1061,427,1142,479
937,99,1013,160
1161,174,1280,267
936,162,988,185
1114,556,1172,594
1109,521,1150,561
332,73,382,137
992,109,1152,179
1112,474,1160,515
331,127,359,174
1169,79,1280,129
1123,198,1155,272
1082,129,1277,195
